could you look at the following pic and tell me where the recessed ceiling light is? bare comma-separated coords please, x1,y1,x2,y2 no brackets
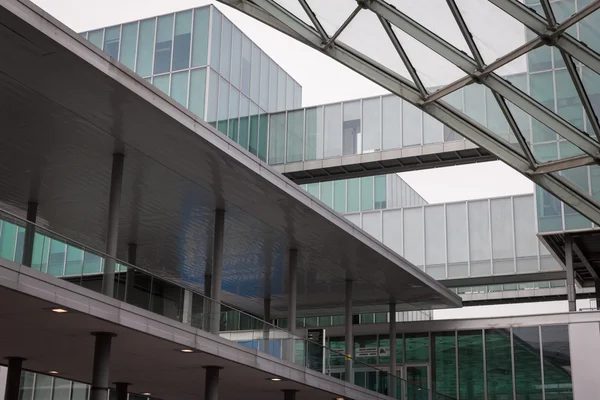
48,371,59,375
51,308,68,313
142,393,151,396
180,349,194,353
269,378,282,382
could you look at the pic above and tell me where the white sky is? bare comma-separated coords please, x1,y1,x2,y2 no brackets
31,0,534,204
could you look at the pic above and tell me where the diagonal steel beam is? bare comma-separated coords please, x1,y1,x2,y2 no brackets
297,0,328,42
217,0,600,226
494,92,536,167
366,0,600,159
446,0,485,68
531,154,597,175
573,239,600,281
489,0,600,75
324,5,361,48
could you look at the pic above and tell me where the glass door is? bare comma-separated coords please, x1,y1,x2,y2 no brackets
403,364,430,400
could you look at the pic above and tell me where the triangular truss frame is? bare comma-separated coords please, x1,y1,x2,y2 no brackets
218,0,600,226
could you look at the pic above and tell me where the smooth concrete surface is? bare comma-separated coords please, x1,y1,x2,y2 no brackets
0,366,6,400
0,258,391,400
569,322,600,400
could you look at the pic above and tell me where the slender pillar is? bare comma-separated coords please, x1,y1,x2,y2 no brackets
124,243,137,303
595,279,600,309
209,210,225,334
281,390,298,400
263,297,271,350
345,279,353,384
4,357,25,400
182,290,193,325
114,382,129,400
103,154,125,297
22,202,38,267
90,332,116,400
565,236,576,312
389,302,397,399
202,271,212,330
284,250,298,364
203,366,222,400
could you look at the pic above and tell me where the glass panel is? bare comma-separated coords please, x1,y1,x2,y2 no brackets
241,35,252,95
321,181,333,208
152,74,170,95
277,67,286,112
83,252,102,274
229,88,240,141
33,375,52,400
361,177,374,211
555,68,584,131
541,325,572,399
464,83,486,126
530,72,557,142
287,110,304,163
189,68,207,119
362,97,380,153
433,332,457,398
294,82,302,108
103,26,120,60
220,18,232,80
403,101,422,146
468,200,491,276
260,52,269,110
382,96,402,150
423,114,443,144
579,0,600,54
486,329,514,400
406,366,429,398
268,113,286,164
136,19,155,77
154,14,174,75
324,104,342,157
347,178,360,213
374,175,386,210
269,59,278,112
231,27,242,88
405,332,429,363
65,245,84,276
305,106,323,160
513,326,543,399
119,22,138,70
0,221,17,260
19,371,35,400
52,378,70,400
217,77,230,134
192,7,210,67
170,71,189,107
239,95,250,149
286,75,294,110
87,29,103,49
172,10,192,71
209,8,222,70
71,383,88,400
249,104,259,155
343,101,361,155
258,112,268,161
458,330,485,399
334,180,346,213
251,45,261,103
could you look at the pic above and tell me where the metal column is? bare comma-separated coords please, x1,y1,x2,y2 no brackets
595,280,600,309
124,243,136,303
284,249,298,364
565,236,577,312
22,202,37,267
182,290,193,325
389,302,397,399
202,267,212,330
282,390,298,400
209,210,225,334
90,332,116,400
4,357,25,400
345,279,353,384
114,382,129,400
204,366,222,400
103,153,125,297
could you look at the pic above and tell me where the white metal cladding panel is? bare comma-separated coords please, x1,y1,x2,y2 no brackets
344,213,361,228
382,209,402,256
491,197,516,274
403,207,424,267
425,205,445,266
514,195,539,272
446,202,469,277
362,211,382,241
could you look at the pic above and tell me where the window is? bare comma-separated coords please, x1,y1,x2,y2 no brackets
286,110,304,163
541,325,572,399
154,15,174,74
136,19,155,77
241,35,251,95
228,87,240,142
268,113,286,164
152,74,170,95
217,77,230,134
305,107,323,160
458,330,485,400
209,8,222,70
374,175,386,209
402,101,421,146
259,53,269,110
347,178,360,212
251,44,260,103
172,10,192,71
343,101,361,155
231,28,242,87
333,180,346,213
513,327,542,398
324,104,342,157
119,22,138,70
258,112,268,161
433,332,457,398
361,177,374,211
191,7,210,67
189,68,207,120
170,71,189,107
87,29,103,49
103,26,120,60
382,96,402,150
249,103,260,156
219,18,232,79
485,329,513,400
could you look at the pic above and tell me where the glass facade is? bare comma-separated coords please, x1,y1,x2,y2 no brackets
81,5,302,162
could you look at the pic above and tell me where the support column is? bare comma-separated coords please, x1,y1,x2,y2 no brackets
90,332,116,400
209,210,225,334
203,366,222,400
103,154,125,297
182,290,193,325
595,280,600,310
114,382,129,400
22,202,38,267
202,271,212,331
565,236,576,312
262,297,271,351
281,390,298,400
345,279,353,384
284,250,298,364
389,302,397,399
4,357,25,400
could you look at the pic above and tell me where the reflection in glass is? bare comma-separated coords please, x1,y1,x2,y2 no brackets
119,22,138,70
513,326,542,398
189,68,207,119
485,329,513,400
305,107,323,160
220,18,232,80
136,19,155,77
170,71,189,106
154,14,174,75
192,7,210,67
103,26,120,60
172,10,192,71
458,330,485,399
287,110,304,163
210,8,222,70
433,332,457,398
269,113,286,164
541,325,572,399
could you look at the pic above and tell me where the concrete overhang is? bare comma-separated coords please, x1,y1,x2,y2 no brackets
0,258,393,400
0,0,461,317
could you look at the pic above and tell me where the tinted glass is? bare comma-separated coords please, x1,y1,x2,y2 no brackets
172,10,192,71
154,14,174,74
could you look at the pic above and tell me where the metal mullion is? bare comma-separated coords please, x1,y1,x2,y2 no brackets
561,49,600,142
297,0,328,42
510,327,516,400
446,0,485,68
379,17,427,97
220,0,600,226
539,326,546,400
466,201,471,277
488,198,493,276
482,329,488,400
133,21,140,73
117,24,123,63
444,203,448,279
324,6,361,48
493,92,536,167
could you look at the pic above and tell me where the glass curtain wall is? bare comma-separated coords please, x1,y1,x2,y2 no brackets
80,5,303,163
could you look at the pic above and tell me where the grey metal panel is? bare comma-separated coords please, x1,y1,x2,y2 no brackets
569,322,600,400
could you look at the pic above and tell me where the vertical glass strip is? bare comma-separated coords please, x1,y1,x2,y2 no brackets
268,113,286,164
87,29,103,49
305,107,323,161
433,332,457,398
513,326,542,398
154,14,174,75
209,7,222,70
249,104,260,155
220,18,232,80
136,19,156,77
458,330,485,399
103,26,120,59
286,110,304,163
228,87,240,141
258,112,268,161
239,95,250,148
170,71,189,107
172,10,192,71
189,68,207,119
485,329,514,400
119,22,138,70
192,7,210,67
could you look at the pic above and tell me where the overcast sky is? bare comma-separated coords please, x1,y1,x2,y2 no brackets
31,0,534,203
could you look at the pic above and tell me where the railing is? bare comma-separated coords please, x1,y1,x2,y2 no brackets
0,209,454,400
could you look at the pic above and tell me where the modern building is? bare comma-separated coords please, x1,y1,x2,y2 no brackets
2,0,600,399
